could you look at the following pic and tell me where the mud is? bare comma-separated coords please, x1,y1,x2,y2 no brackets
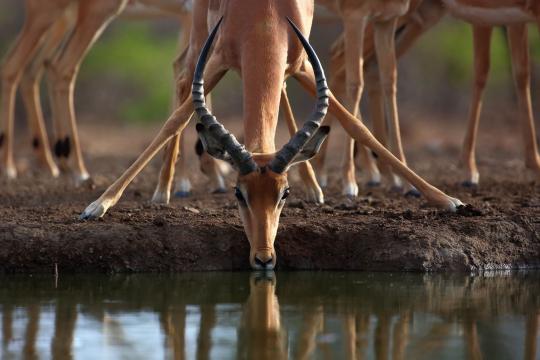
0,118,539,273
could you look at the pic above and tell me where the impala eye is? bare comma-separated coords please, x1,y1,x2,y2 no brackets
234,187,246,205
281,188,291,201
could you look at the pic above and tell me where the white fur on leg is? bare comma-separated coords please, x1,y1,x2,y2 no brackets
175,177,192,197
305,185,324,204
342,181,359,197
4,166,17,179
151,187,170,204
73,171,91,187
212,173,227,193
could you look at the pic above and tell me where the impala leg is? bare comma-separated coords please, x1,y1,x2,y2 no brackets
374,19,417,195
48,0,127,185
81,65,225,220
312,37,345,189
366,0,446,189
507,24,540,179
281,85,324,203
341,15,380,197
461,26,492,187
294,306,323,360
18,14,74,178
342,314,357,360
295,67,463,211
0,4,67,179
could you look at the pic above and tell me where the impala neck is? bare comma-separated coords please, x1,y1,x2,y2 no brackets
240,15,287,154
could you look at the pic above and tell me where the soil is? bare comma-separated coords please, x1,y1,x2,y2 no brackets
1,115,539,273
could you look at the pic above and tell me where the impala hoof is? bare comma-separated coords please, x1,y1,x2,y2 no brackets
366,180,381,188
73,172,91,187
405,188,421,198
212,187,227,194
342,182,359,198
305,188,324,204
174,191,191,198
461,180,478,188
151,190,170,204
3,166,17,179
80,200,109,220
444,196,464,212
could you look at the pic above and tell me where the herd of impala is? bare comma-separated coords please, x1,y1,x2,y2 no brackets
1,0,539,269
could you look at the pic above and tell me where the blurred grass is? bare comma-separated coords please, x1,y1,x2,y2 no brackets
79,22,179,123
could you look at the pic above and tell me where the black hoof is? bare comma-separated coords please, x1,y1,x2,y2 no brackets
174,191,191,198
461,181,478,188
405,188,421,198
212,187,228,194
366,180,381,188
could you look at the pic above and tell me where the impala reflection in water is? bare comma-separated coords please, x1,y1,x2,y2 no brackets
0,272,539,359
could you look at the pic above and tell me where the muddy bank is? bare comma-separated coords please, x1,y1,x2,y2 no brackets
0,122,539,273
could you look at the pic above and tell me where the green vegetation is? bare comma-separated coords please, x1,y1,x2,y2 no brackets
80,22,180,123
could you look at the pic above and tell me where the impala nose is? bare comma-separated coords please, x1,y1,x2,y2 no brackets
254,253,275,270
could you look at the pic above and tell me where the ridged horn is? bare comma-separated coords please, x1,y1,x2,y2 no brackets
192,17,257,175
268,18,330,174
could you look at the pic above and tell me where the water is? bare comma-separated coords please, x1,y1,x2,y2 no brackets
0,272,539,360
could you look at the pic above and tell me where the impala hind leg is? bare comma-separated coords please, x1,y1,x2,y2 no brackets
507,24,540,180
49,0,128,185
461,26,492,187
81,65,225,220
0,3,69,178
341,15,380,197
373,19,417,196
281,85,324,203
295,67,463,211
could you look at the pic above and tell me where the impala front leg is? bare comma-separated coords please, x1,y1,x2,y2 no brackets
461,26,492,187
373,19,417,196
81,64,225,219
295,68,463,211
507,24,540,180
341,15,380,196
82,99,196,219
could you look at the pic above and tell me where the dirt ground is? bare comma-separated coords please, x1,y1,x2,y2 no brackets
0,113,539,273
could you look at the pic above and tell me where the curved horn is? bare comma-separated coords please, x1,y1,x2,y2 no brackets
268,18,330,174
192,17,257,175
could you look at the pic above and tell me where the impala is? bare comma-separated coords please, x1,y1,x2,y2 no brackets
81,0,463,270
313,0,423,197
323,0,540,188
0,0,193,183
442,0,540,186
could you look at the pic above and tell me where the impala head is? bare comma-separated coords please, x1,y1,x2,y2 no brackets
192,17,329,270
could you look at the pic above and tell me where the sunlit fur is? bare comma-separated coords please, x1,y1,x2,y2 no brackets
235,154,289,270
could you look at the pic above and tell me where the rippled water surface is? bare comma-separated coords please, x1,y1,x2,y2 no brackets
0,272,539,359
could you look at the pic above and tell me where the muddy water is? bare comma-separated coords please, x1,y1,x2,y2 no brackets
0,272,538,359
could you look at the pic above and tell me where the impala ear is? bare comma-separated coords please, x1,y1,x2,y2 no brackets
286,126,330,169
195,123,236,167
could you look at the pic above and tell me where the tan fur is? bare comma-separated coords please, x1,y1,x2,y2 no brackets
81,0,463,269
0,0,192,183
